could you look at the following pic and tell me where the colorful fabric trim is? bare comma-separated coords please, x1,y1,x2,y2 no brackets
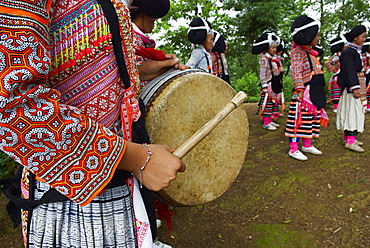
290,44,323,90
0,0,128,207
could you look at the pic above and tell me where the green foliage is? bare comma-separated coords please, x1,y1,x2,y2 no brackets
153,0,370,85
0,151,18,179
232,71,260,102
231,70,294,104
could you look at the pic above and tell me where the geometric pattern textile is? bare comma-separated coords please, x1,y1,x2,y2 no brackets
0,0,129,206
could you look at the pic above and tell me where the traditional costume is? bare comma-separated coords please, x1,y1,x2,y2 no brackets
130,2,178,247
324,37,348,113
131,0,169,89
186,17,213,73
208,31,224,77
0,0,160,247
252,32,283,131
284,15,328,161
362,38,370,112
337,25,367,152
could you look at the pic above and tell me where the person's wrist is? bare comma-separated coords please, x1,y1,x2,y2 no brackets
118,142,150,173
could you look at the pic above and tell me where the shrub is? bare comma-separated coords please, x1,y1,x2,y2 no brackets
232,71,260,102
0,151,18,179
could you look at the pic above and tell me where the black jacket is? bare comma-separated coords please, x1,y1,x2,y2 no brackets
338,44,363,93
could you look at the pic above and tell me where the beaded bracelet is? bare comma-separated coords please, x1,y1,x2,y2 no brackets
132,143,153,188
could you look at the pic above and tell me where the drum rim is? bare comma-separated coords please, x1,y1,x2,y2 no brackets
143,72,249,206
139,68,205,105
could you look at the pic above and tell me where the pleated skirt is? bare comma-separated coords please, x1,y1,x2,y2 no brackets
27,183,137,248
336,90,365,133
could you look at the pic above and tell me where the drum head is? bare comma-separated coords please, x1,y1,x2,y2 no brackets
143,70,249,206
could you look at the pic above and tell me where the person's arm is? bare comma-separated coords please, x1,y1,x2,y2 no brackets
137,54,189,81
0,2,185,206
259,56,269,90
324,55,335,72
290,49,305,98
186,49,202,69
119,142,185,191
341,50,361,93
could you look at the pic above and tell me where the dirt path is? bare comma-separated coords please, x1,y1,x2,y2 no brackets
156,103,370,247
1,103,370,247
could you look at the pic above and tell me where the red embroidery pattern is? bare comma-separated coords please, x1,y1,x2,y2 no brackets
0,0,126,206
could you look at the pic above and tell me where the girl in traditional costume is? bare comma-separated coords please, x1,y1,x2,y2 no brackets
325,37,348,113
337,25,367,152
252,32,283,131
209,31,225,77
131,0,188,88
362,38,370,112
186,17,214,73
285,15,328,161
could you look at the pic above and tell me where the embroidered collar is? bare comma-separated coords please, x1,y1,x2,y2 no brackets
292,41,319,56
349,42,363,52
263,52,281,63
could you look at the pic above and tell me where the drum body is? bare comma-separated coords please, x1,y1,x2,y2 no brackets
140,69,249,206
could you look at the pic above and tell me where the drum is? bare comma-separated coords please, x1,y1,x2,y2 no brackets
140,69,249,207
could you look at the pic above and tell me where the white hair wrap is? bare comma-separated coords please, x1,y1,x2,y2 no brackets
188,17,212,35
291,17,321,37
330,36,348,47
253,32,281,47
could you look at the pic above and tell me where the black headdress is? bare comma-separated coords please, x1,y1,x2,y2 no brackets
329,37,347,54
252,32,280,54
291,15,320,45
131,0,170,18
344,25,366,42
187,17,213,45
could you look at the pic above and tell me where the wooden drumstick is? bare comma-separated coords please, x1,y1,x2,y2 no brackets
173,91,248,159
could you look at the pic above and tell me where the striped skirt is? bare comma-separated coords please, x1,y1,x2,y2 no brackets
285,96,321,139
259,91,282,118
329,75,341,101
27,182,137,248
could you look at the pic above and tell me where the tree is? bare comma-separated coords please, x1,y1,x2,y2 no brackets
153,0,370,90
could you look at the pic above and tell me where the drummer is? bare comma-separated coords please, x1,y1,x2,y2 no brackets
130,0,188,88
186,17,214,73
130,1,188,247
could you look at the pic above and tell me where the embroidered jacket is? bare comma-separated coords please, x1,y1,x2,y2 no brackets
259,52,282,88
338,43,363,91
290,46,323,91
209,51,221,76
0,0,140,206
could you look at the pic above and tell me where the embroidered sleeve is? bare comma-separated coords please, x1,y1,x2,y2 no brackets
290,49,305,90
0,0,125,206
259,56,270,88
133,31,147,65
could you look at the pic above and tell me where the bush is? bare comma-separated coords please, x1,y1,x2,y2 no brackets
0,151,18,179
232,71,260,102
231,70,295,104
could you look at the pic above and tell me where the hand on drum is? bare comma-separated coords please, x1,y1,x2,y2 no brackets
137,53,189,81
139,144,186,191
118,142,186,191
